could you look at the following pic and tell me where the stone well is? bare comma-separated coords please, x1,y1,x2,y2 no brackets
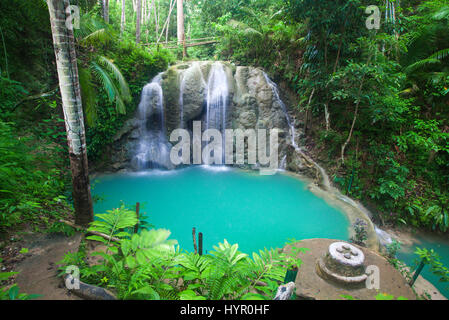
316,242,368,287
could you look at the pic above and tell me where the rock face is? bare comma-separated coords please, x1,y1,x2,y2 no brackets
105,61,295,171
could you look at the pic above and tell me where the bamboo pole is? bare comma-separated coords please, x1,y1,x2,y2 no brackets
198,232,203,256
134,202,140,234
192,227,197,254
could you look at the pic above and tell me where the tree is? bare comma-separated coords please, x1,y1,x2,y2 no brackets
136,0,142,43
47,0,94,226
103,0,110,23
177,0,186,57
120,0,126,37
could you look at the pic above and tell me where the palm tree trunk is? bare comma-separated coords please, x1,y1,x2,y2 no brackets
121,0,126,37
136,0,142,43
177,0,186,57
47,0,94,227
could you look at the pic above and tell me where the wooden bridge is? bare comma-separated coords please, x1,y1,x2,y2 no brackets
144,37,219,49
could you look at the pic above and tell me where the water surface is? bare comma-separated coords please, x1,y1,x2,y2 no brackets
92,166,350,254
397,234,449,298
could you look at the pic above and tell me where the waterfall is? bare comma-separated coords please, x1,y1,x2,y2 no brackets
133,73,172,170
263,72,331,187
263,72,298,150
375,226,393,247
205,62,229,163
206,62,229,132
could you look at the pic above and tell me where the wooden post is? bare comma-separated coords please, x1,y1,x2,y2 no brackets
192,227,197,254
198,232,203,256
284,267,298,284
134,202,140,234
410,259,426,287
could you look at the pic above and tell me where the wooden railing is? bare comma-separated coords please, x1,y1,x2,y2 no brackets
143,36,219,49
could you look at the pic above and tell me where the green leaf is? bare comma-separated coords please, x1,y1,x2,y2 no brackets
8,285,19,300
0,272,19,281
240,293,267,300
179,290,207,300
132,286,160,300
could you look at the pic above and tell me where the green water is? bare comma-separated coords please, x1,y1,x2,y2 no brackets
397,235,449,299
92,166,349,254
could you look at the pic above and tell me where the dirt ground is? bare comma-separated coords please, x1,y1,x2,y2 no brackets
1,232,82,300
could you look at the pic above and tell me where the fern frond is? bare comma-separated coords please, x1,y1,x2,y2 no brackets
227,20,262,37
80,28,112,46
433,6,449,20
87,205,138,243
97,56,131,103
429,48,449,61
404,58,441,74
90,61,116,103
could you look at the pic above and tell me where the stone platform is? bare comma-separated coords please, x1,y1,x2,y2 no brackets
283,239,417,300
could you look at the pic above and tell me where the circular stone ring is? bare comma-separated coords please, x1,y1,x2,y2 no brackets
328,242,365,267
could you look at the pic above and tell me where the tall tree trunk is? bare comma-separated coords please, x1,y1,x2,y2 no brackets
153,0,158,37
136,0,142,43
143,0,146,24
340,53,373,165
177,0,186,57
103,0,110,23
156,0,175,44
304,88,315,135
120,0,126,37
47,0,94,227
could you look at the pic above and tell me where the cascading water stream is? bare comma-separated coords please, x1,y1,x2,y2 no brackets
205,62,229,163
206,63,229,132
264,72,331,188
133,73,172,170
263,72,298,150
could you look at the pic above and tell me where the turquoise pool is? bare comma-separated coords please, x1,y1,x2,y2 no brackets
397,234,449,299
91,166,350,255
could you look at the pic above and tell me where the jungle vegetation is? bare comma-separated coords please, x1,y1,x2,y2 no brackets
0,0,448,300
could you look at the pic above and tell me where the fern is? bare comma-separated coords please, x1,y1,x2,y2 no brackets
86,204,138,247
429,48,449,61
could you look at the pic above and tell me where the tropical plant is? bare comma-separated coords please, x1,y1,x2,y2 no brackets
59,208,307,300
386,239,402,259
75,12,132,126
86,203,138,250
0,272,40,300
350,219,368,247
414,247,449,287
